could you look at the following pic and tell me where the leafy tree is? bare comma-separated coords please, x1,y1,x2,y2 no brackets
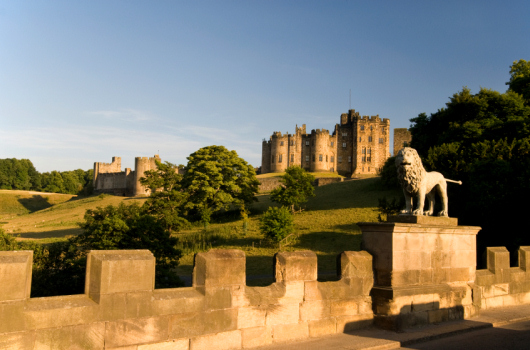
140,160,190,233
260,206,294,246
78,202,183,288
182,145,260,224
270,166,315,213
507,59,530,105
378,156,399,189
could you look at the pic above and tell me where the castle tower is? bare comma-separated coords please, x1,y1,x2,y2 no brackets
93,157,122,191
261,139,271,174
393,128,412,155
310,129,333,172
133,155,161,196
270,132,289,173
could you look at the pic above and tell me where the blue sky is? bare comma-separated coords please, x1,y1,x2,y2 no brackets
1,1,529,172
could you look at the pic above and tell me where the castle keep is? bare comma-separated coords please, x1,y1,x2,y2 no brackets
261,109,390,176
93,155,161,196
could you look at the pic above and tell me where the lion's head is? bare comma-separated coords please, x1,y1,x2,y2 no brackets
395,147,426,194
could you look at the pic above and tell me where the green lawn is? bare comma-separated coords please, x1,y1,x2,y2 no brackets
0,178,400,285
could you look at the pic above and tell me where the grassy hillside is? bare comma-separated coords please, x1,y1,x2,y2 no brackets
0,178,400,284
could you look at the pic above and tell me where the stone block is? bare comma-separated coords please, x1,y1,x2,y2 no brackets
419,269,433,285
193,250,245,289
492,283,509,296
308,318,336,337
487,247,510,272
391,269,420,286
170,309,237,339
0,251,32,301
453,250,476,269
475,270,495,285
447,306,464,321
448,267,474,283
336,314,373,332
190,330,242,350
485,295,504,309
411,293,435,312
238,307,266,329
266,303,300,326
241,326,272,348
509,268,525,282
519,246,530,272
275,251,317,282
86,250,155,301
126,288,204,319
428,309,448,323
339,251,372,280
205,287,233,310
272,322,309,342
299,300,330,321
105,316,169,348
279,281,305,304
0,301,25,333
330,299,359,316
138,339,189,350
0,330,35,350
98,293,127,321
35,322,105,350
25,295,99,330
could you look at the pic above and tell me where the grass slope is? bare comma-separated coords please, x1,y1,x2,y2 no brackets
0,178,400,284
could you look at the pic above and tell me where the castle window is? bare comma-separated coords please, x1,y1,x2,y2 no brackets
368,136,372,142
291,140,295,146
379,138,384,144
382,127,386,133
306,141,310,146
360,125,364,131
367,157,372,162
342,132,348,137
348,156,351,163
359,137,362,142
305,155,309,162
368,167,370,172
342,142,346,148
362,148,366,154
362,156,366,162
326,155,328,162
280,141,284,146
331,141,334,147
319,154,323,162
278,154,282,163
338,156,342,163
368,148,371,154
330,156,334,163
370,125,373,131
291,154,294,162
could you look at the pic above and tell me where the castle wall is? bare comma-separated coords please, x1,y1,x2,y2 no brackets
261,140,271,174
93,157,122,189
94,169,135,196
393,128,412,156
0,249,373,349
269,132,289,173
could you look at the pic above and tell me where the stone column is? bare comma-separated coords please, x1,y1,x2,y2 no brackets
358,216,480,330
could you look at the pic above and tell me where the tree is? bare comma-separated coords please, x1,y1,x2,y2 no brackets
182,145,260,223
270,166,315,213
507,59,530,105
78,202,183,288
260,206,294,246
140,160,190,233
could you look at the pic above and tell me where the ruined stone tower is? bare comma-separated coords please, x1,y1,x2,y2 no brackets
393,128,412,156
261,109,390,177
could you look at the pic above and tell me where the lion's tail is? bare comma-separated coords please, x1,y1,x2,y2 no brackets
446,179,462,185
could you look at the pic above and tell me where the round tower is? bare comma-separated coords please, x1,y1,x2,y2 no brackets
310,129,331,172
270,132,289,173
261,139,271,174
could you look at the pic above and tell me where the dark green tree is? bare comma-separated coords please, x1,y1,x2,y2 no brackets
270,166,315,213
140,160,190,233
507,59,530,105
182,145,260,224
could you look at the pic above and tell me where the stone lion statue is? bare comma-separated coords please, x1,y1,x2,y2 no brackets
395,147,461,216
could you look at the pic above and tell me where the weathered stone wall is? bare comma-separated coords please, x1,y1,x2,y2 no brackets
473,246,530,310
393,128,412,156
0,249,373,350
258,177,344,192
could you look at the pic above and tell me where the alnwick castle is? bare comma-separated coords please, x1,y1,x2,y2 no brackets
262,109,406,177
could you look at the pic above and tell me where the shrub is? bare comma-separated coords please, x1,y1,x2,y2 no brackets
260,206,294,245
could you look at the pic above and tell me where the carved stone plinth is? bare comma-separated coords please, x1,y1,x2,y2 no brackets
358,221,481,330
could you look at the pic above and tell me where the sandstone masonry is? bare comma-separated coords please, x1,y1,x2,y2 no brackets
261,109,391,177
93,155,162,197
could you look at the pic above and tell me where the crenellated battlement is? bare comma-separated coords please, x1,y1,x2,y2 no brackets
0,249,373,349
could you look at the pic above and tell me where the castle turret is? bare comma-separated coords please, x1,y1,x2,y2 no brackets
270,132,289,173
133,155,161,196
